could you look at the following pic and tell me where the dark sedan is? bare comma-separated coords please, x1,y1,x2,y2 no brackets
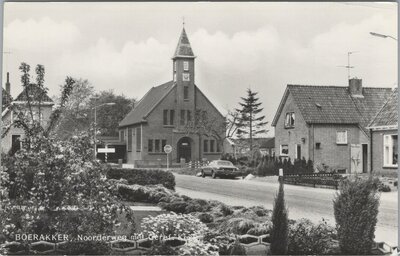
200,160,242,179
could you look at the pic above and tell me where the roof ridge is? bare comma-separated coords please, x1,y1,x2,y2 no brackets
287,84,392,90
368,88,397,127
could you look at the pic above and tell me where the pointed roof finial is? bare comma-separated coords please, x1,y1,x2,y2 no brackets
182,16,185,27
172,24,196,59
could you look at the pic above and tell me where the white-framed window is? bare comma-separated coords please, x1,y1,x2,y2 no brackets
336,131,348,145
284,112,295,128
384,134,398,167
183,61,189,71
173,73,177,82
280,145,289,156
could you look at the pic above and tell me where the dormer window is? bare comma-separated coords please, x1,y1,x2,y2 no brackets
183,61,189,71
285,112,295,128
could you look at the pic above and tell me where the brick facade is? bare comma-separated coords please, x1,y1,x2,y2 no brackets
371,129,397,176
2,104,53,153
119,28,225,167
274,88,373,174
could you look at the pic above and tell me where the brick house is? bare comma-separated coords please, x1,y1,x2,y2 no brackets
368,88,397,176
1,76,54,154
118,28,225,166
272,78,392,173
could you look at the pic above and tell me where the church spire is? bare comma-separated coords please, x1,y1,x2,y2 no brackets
173,27,195,59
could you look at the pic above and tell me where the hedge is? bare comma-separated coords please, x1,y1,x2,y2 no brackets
107,168,176,190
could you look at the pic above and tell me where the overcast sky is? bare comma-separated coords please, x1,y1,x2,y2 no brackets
3,2,397,136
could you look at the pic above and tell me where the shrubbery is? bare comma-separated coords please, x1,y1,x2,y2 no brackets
256,155,314,176
107,168,176,190
333,177,380,255
288,218,336,255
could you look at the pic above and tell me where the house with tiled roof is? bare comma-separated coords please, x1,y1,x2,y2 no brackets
368,88,398,176
272,78,392,174
1,73,54,154
118,27,225,166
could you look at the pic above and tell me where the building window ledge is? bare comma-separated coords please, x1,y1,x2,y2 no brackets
203,152,221,155
383,165,398,169
336,143,348,145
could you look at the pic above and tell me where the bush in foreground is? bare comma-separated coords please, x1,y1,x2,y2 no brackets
333,178,380,255
107,168,176,190
288,218,336,255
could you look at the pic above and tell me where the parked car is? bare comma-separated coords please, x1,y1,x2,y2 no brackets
201,160,242,179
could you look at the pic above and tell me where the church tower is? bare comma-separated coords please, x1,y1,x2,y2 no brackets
172,27,196,128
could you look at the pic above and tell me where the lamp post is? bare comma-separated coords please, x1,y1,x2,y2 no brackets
369,32,397,41
93,102,116,159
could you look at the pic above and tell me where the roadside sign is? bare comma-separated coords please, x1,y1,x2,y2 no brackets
164,145,172,154
98,148,115,153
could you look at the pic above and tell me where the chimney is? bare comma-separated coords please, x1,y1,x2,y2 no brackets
348,78,363,97
5,72,10,95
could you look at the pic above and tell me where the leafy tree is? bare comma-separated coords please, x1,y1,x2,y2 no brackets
235,89,268,157
270,179,289,254
333,177,380,254
53,79,95,140
184,110,240,155
54,83,135,139
90,90,135,136
0,63,135,253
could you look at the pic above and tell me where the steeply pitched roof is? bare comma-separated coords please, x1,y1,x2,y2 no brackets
369,88,397,128
272,85,392,127
173,28,195,59
119,81,175,127
15,84,53,102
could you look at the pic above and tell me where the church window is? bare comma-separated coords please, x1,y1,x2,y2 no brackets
170,110,175,125
184,86,189,100
180,110,185,125
204,140,209,153
155,139,160,152
173,73,177,82
148,139,153,152
163,110,168,125
210,140,215,153
127,128,133,152
183,61,189,71
187,110,191,123
136,126,142,152
174,61,177,71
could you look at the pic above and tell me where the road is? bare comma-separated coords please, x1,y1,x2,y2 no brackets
174,174,398,246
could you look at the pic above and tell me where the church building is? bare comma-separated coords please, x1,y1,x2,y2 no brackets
118,27,225,167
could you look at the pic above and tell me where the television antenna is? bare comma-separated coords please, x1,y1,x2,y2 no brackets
337,51,358,80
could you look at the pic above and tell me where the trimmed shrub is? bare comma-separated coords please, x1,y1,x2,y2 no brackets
333,178,380,255
228,239,246,255
159,200,189,214
270,180,289,254
222,218,256,235
220,204,234,216
249,206,271,217
198,213,214,224
107,168,175,190
117,184,174,203
288,218,336,255
247,221,272,236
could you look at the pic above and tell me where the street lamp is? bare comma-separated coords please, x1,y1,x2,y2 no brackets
93,102,116,159
370,32,397,41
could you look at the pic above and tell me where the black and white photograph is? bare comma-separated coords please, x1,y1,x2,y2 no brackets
0,2,398,255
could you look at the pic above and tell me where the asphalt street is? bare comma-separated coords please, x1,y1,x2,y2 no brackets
174,174,398,246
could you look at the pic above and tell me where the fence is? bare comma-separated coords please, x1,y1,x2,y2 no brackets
186,160,209,169
1,234,270,255
283,173,343,189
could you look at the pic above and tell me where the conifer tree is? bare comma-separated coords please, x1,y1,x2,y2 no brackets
270,179,289,254
235,88,268,153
